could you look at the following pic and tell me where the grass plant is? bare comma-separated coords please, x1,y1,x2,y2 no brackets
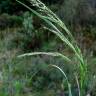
16,0,87,95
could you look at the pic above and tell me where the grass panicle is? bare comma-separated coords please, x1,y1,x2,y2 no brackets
16,0,87,95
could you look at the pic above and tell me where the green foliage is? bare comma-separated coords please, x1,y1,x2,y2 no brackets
0,0,10,14
0,0,26,14
58,0,78,24
0,13,23,30
57,0,96,27
23,12,34,33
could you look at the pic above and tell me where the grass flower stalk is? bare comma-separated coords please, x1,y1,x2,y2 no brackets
16,0,87,95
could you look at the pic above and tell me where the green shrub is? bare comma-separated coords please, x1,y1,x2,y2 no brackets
0,13,23,30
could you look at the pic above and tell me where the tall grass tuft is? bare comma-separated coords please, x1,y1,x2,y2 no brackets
16,0,87,95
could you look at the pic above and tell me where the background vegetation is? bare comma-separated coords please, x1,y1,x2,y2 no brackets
0,0,96,96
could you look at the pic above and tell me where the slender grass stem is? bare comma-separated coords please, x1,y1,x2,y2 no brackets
16,0,87,95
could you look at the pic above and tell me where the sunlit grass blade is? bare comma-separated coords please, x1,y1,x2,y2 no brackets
51,64,72,96
18,52,71,62
75,74,81,96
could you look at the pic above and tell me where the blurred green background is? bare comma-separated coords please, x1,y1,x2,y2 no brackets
0,0,96,96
